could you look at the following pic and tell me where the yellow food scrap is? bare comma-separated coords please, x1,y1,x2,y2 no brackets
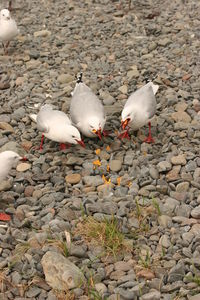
117,177,121,186
95,149,101,156
93,160,101,167
106,145,111,151
102,175,111,185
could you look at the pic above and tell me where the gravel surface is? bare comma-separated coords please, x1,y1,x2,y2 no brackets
0,0,200,299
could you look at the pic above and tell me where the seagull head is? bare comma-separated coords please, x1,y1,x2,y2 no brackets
121,106,133,130
1,151,26,167
88,116,104,140
0,9,11,21
67,126,85,147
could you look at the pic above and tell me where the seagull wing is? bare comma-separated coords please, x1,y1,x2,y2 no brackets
70,82,105,125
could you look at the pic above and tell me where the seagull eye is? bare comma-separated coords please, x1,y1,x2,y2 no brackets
72,135,75,138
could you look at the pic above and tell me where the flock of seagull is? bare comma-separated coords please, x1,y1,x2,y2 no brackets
0,5,159,221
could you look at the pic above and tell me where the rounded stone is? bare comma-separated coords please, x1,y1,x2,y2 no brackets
109,160,122,172
16,163,31,172
65,173,81,184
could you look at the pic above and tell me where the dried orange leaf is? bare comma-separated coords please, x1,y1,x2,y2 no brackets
107,164,110,172
117,177,121,186
95,149,101,155
182,74,191,81
93,160,101,166
102,175,111,185
106,145,111,151
136,269,155,280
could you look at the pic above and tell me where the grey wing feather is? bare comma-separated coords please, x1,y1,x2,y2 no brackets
36,113,49,133
145,87,157,119
70,83,104,124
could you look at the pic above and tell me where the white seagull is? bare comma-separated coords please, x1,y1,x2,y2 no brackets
0,150,26,221
30,104,85,150
0,8,19,54
70,73,107,140
120,81,159,143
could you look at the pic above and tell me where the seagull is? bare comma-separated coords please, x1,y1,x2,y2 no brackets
120,81,159,143
70,73,107,140
0,8,19,54
29,104,85,150
0,151,26,221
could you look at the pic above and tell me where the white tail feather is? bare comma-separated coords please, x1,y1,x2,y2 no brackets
29,114,37,123
149,82,159,95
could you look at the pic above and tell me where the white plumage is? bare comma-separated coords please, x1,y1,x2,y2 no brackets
70,74,106,139
0,8,19,53
0,151,22,181
30,104,85,149
121,81,159,142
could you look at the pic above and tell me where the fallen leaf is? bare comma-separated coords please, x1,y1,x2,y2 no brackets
117,177,121,186
106,145,111,152
136,269,155,280
0,82,10,90
162,78,174,87
102,175,111,185
146,11,160,19
107,164,110,172
95,149,101,156
0,213,11,221
182,74,191,81
93,160,101,167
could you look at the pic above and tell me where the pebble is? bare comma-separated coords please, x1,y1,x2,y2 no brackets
0,1,199,299
140,291,161,300
159,235,171,248
191,206,200,219
16,163,31,172
171,155,186,165
109,160,122,172
157,161,172,172
65,173,81,184
41,251,85,290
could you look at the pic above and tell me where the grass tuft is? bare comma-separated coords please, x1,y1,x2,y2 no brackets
75,216,131,257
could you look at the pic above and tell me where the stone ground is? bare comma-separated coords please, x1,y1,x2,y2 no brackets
0,0,200,299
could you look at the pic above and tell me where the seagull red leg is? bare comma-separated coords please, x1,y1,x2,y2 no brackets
144,121,154,143
0,212,11,221
39,134,45,150
118,128,131,140
59,143,71,150
102,130,111,137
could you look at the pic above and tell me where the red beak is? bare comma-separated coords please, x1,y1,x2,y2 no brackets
20,157,28,161
76,139,85,148
121,118,130,130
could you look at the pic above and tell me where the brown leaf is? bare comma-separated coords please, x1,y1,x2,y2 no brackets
146,12,160,19
0,82,10,90
162,78,173,87
182,74,191,81
136,269,155,280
